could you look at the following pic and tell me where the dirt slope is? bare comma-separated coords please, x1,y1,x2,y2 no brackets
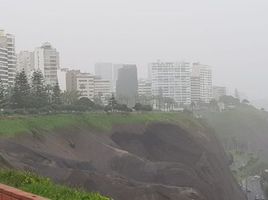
0,122,245,200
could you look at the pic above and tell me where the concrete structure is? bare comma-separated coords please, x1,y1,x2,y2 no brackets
16,51,34,77
0,183,48,200
213,86,227,100
94,77,112,105
66,69,80,92
191,63,212,103
149,61,191,106
0,30,16,86
0,44,8,87
191,76,201,103
57,68,68,92
138,79,152,97
116,64,138,106
112,64,123,92
34,42,59,86
76,72,95,100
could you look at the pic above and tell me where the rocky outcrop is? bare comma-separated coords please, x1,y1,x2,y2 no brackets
0,122,246,200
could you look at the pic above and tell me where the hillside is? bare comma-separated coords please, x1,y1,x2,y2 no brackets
203,105,268,155
0,113,245,200
202,104,268,176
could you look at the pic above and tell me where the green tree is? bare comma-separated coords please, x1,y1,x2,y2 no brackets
51,82,62,105
108,94,117,111
12,70,31,108
76,97,95,108
31,71,48,107
62,90,80,105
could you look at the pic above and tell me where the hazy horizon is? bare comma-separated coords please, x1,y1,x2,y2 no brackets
1,0,268,100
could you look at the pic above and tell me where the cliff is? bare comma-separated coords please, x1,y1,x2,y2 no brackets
0,113,246,200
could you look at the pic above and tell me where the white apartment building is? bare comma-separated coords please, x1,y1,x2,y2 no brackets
17,51,34,77
0,44,8,87
149,61,191,106
57,68,68,92
0,30,16,86
191,76,201,103
94,77,112,105
138,79,152,97
34,42,59,86
76,72,95,100
191,63,213,103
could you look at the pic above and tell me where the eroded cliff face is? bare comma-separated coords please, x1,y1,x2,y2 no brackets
0,122,246,200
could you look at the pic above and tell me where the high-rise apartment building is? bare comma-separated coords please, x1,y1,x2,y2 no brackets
0,30,16,86
66,70,80,92
57,68,69,92
191,76,201,103
76,72,95,100
94,77,112,105
34,42,59,86
138,79,152,97
149,61,191,106
17,51,34,77
0,41,8,87
116,64,138,106
191,63,212,103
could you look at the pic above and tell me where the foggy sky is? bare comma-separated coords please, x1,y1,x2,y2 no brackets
1,0,268,100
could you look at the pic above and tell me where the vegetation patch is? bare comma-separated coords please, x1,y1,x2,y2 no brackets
0,112,203,137
0,170,109,200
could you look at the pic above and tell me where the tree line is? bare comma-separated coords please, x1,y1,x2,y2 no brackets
0,70,152,115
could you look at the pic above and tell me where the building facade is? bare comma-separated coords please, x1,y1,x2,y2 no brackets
16,51,34,77
149,61,191,106
0,30,16,86
57,68,68,92
66,70,80,92
191,63,212,103
191,76,201,103
76,72,95,100
213,86,226,101
0,43,8,87
138,79,152,97
34,42,59,86
94,77,112,105
116,64,138,106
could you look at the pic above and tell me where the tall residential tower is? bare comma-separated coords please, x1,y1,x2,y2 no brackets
149,61,191,106
0,30,16,86
34,42,59,86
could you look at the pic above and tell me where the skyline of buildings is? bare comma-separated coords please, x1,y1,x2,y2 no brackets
0,28,231,107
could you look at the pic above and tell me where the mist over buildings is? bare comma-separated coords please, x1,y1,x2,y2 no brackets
1,0,268,100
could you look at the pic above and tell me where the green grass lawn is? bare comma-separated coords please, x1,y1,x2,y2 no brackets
0,112,203,137
0,170,109,200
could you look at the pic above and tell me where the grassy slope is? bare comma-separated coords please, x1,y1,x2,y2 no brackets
0,170,109,200
0,112,203,137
